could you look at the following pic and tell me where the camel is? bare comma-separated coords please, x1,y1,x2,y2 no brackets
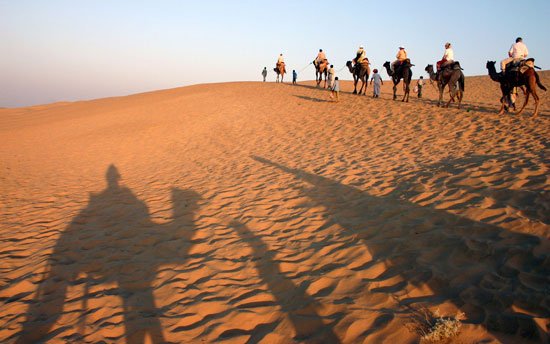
346,60,370,95
315,59,329,88
274,62,286,83
425,63,465,108
383,60,413,102
486,60,546,117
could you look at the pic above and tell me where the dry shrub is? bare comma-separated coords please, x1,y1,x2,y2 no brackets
405,306,465,343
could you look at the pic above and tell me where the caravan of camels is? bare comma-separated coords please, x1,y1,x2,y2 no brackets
272,40,546,116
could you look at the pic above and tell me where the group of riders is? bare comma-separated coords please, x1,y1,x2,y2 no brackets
274,37,533,82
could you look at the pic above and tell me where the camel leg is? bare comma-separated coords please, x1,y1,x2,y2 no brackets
393,84,397,100
532,92,540,117
358,79,365,95
498,96,507,114
515,91,530,116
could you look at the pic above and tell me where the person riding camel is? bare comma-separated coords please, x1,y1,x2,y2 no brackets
355,45,367,65
500,37,529,73
437,42,454,72
276,53,285,69
314,49,327,67
391,46,407,72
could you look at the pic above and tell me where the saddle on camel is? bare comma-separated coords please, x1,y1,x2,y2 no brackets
436,60,463,78
503,58,537,81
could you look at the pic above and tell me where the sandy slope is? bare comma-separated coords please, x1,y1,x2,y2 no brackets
1,72,549,343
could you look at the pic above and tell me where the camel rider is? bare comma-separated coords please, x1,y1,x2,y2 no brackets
437,42,454,71
391,46,407,72
355,45,366,64
314,49,327,67
276,53,285,68
500,37,529,72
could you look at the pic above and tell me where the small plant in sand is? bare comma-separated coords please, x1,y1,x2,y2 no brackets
406,306,465,343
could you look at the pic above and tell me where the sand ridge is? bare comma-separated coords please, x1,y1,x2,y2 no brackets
1,73,549,343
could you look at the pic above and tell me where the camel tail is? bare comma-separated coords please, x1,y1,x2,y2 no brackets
459,73,465,92
535,72,547,91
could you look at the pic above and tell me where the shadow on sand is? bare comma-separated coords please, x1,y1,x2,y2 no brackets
229,220,341,343
16,165,201,343
251,155,548,341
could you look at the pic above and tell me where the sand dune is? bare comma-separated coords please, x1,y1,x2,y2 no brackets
1,72,549,343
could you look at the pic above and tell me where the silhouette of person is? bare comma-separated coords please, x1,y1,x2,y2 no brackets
17,165,201,343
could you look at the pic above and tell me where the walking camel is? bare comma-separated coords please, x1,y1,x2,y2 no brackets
274,62,286,83
315,59,329,88
383,60,413,102
486,60,546,117
425,63,465,108
346,60,371,95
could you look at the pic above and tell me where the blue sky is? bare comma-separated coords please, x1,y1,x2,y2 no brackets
1,0,549,107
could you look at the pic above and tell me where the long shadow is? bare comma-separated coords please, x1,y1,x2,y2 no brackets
15,165,201,343
229,220,340,343
251,156,548,341
294,95,331,103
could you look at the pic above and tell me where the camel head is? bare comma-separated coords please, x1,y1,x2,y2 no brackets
346,61,352,67
383,61,390,68
425,64,433,73
486,61,496,70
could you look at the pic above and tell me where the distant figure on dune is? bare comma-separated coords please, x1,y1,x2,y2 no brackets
292,69,297,85
416,75,424,98
347,45,371,95
328,64,335,89
275,53,286,82
330,76,340,102
370,68,383,98
16,165,201,344
262,67,267,82
314,49,329,88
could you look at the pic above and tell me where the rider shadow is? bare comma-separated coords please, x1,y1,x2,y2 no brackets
228,220,340,343
293,95,330,103
16,165,201,344
251,155,547,341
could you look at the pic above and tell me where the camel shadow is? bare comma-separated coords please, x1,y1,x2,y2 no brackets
16,165,201,344
251,155,548,341
228,220,340,343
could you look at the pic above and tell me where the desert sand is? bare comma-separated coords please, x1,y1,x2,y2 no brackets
1,72,549,343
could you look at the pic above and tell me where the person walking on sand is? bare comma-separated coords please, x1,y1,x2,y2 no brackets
370,69,383,98
292,70,297,85
262,67,267,82
416,76,424,98
327,64,335,89
330,77,340,102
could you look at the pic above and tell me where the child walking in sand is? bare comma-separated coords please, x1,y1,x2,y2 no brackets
370,69,383,98
416,76,424,98
330,77,340,102
292,70,298,85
